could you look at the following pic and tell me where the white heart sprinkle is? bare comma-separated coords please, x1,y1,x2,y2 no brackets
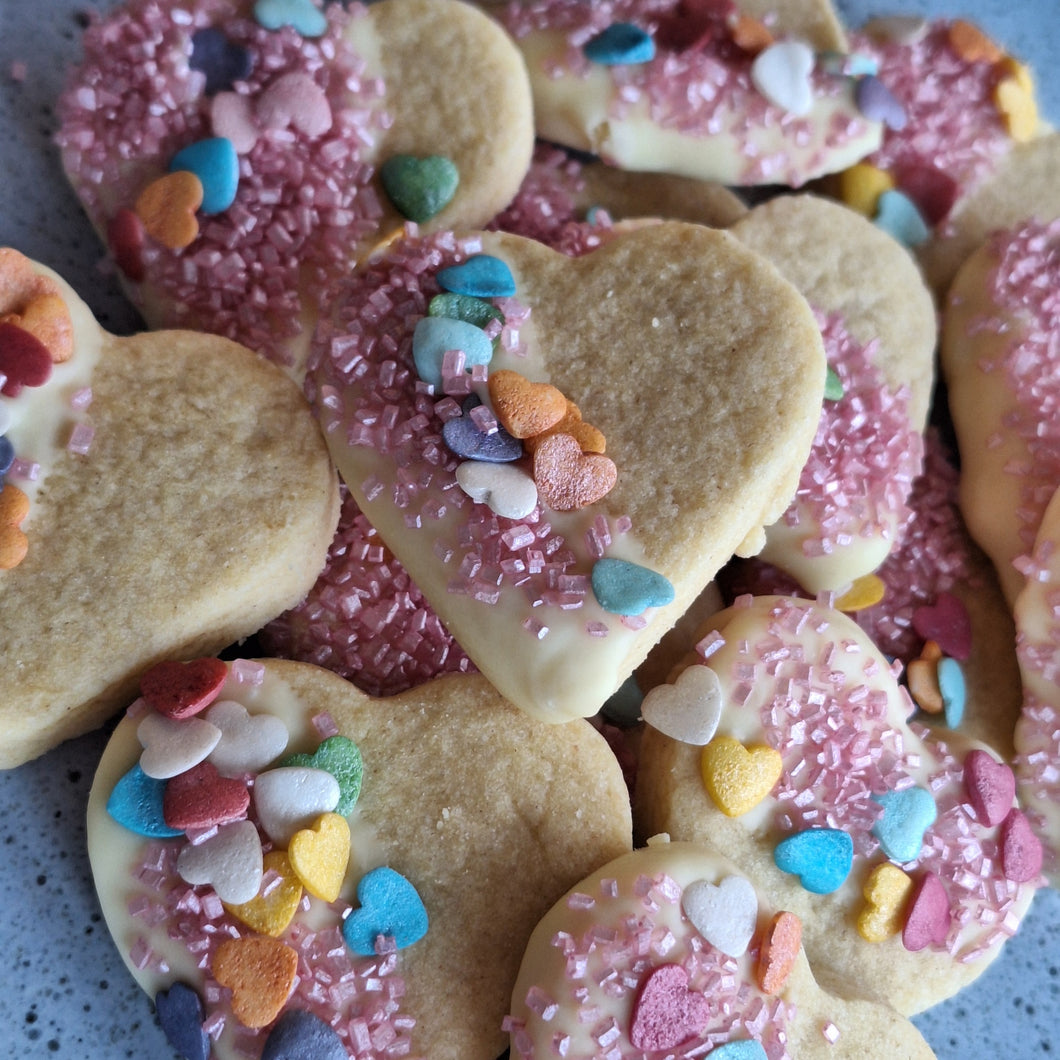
640,664,723,745
253,766,341,845
206,700,289,777
138,711,222,780
682,875,758,957
176,820,263,904
751,40,815,117
456,460,539,519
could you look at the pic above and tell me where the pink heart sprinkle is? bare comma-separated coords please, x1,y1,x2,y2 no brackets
963,749,1015,827
1000,809,1044,884
630,964,710,1052
902,872,950,952
912,591,971,661
211,91,260,154
255,72,332,138
163,760,250,831
141,657,229,720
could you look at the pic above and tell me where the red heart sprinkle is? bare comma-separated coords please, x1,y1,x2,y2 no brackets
108,208,147,283
630,963,710,1052
963,749,1015,827
163,760,250,831
911,591,971,661
0,320,53,397
901,872,950,952
1000,809,1043,883
141,657,229,719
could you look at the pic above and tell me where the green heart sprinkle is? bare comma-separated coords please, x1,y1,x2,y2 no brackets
428,292,503,331
380,154,459,223
282,735,363,816
824,366,844,401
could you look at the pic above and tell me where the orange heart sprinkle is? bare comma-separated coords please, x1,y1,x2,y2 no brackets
4,293,74,364
523,399,606,456
0,484,30,570
533,432,617,511
906,656,943,714
487,369,567,440
729,13,774,53
700,735,783,817
755,910,802,993
947,19,1002,63
212,935,298,1028
135,171,204,250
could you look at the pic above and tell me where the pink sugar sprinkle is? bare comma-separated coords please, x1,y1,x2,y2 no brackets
66,422,95,455
821,1021,841,1044
69,386,93,410
312,711,341,738
10,457,39,481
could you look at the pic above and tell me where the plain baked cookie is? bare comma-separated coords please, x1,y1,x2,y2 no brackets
88,660,632,1059
57,0,534,379
307,221,826,724
507,838,936,1059
0,249,339,768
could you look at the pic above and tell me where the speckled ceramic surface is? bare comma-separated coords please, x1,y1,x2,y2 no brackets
0,1,1057,1057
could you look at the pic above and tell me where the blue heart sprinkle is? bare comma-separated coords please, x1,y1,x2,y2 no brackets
155,982,209,1060
874,189,929,247
262,1009,347,1060
442,398,522,463
342,866,428,956
0,435,14,478
189,28,253,96
436,255,516,298
591,557,675,616
774,828,853,894
412,316,492,388
170,138,239,215
253,0,328,38
711,1042,768,1060
872,787,937,863
108,764,183,838
939,657,966,728
583,22,656,65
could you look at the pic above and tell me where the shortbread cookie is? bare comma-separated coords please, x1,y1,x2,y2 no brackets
57,0,534,378
507,838,936,1059
634,595,1040,1015
730,194,935,593
307,222,826,724
88,660,633,1059
492,0,883,186
0,249,339,767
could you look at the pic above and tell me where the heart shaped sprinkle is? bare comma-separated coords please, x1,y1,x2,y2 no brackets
710,1042,768,1060
947,18,1002,62
206,699,290,777
681,875,758,957
522,399,606,456
963,749,1016,827
837,162,894,217
10,292,74,364
700,736,782,817
750,40,815,116
583,22,656,66
106,763,183,838
436,254,515,298
253,0,328,38
140,657,229,720
412,316,492,389
456,460,538,519
855,74,907,130
591,557,675,617
871,786,937,863
170,138,239,215
288,812,351,902
135,171,204,250
107,208,146,282
211,92,260,154
629,963,709,1052
428,291,503,332
640,664,722,745
755,911,801,994
937,656,966,728
253,765,341,845
342,866,428,956
225,850,303,937
256,72,333,138
857,862,913,943
488,370,567,440
189,27,254,96
730,13,774,54
901,872,950,952
261,1009,349,1060
773,828,853,894
212,935,299,1028
994,65,1038,141
381,154,459,223
834,573,885,612
533,433,617,511
0,484,30,570
176,819,263,904
1000,809,1044,883
155,982,209,1060
0,320,53,397
873,190,929,248
138,712,222,780
162,760,250,832
443,403,523,463
281,735,363,816
912,592,971,661
906,654,943,714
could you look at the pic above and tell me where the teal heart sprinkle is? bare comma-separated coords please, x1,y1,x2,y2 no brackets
938,657,966,728
872,786,937,862
380,154,459,223
436,255,515,298
873,189,929,247
583,22,655,65
282,735,363,816
412,316,493,389
591,557,675,616
774,828,853,894
429,292,503,332
170,138,239,215
711,1041,768,1060
107,764,183,838
253,0,328,37
342,866,428,956
600,675,644,728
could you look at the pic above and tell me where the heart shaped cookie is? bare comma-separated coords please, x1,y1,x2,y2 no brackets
88,658,632,1059
309,223,825,723
57,0,534,378
0,251,339,768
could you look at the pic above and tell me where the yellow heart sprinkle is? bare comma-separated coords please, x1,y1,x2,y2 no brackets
835,573,886,612
700,735,783,817
858,862,913,942
288,812,351,903
837,163,894,217
994,67,1038,143
224,850,303,937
